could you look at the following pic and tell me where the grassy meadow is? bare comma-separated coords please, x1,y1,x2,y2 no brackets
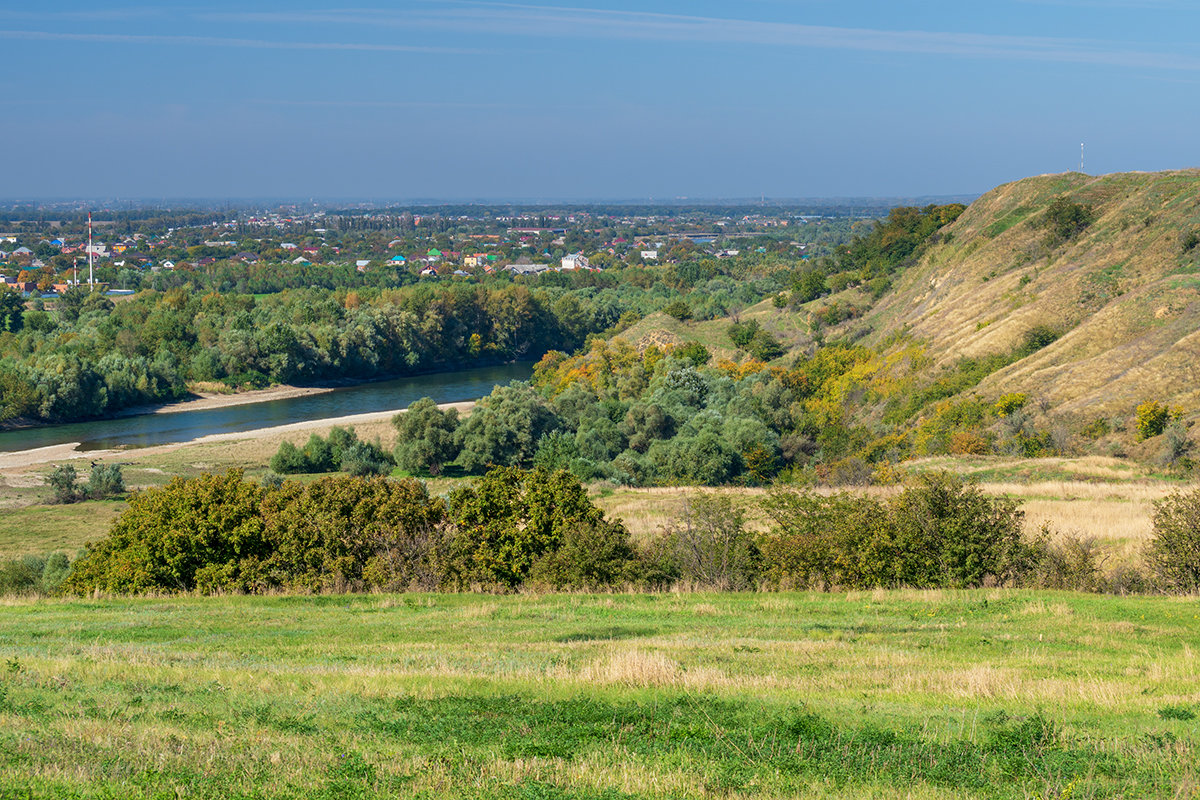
2,590,1199,799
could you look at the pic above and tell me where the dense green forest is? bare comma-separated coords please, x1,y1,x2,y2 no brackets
0,261,790,423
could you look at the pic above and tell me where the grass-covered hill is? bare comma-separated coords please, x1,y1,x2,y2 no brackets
863,170,1200,416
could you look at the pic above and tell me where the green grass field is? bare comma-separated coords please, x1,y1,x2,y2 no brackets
2,590,1197,798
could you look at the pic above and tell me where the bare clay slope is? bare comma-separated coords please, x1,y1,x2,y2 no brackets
867,170,1200,415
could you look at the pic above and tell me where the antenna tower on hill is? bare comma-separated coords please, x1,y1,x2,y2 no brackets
1080,142,1085,174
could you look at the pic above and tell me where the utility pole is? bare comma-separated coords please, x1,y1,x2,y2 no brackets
88,211,94,288
1080,143,1085,174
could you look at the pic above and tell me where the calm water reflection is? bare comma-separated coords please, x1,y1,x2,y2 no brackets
0,362,533,454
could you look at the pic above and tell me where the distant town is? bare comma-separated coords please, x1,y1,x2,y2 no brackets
0,202,892,297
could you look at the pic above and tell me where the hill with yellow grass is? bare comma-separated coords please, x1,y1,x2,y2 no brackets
863,169,1200,417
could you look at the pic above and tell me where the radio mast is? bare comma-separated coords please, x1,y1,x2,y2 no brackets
88,212,94,288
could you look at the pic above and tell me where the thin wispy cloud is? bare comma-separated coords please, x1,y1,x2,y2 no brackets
202,3,1200,71
0,7,168,22
0,29,469,55
259,99,554,110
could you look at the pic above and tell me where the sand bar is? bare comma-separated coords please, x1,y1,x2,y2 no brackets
0,401,475,473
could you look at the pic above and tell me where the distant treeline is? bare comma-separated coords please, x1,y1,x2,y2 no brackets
0,283,635,423
1,252,797,423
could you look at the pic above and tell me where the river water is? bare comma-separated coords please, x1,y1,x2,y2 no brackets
0,362,534,454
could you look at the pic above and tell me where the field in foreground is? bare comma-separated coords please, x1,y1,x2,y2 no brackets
1,591,1197,799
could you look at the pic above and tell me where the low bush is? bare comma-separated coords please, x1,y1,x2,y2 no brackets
0,553,72,596
1135,400,1171,441
1146,487,1200,593
445,466,637,589
1040,196,1094,245
655,493,760,590
270,427,393,476
86,463,125,499
761,472,1028,590
46,464,83,504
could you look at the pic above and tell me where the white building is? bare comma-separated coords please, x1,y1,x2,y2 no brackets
561,253,590,270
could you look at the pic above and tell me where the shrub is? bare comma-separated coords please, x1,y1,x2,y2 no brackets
1040,196,1094,245
1019,529,1104,591
340,441,393,477
269,441,309,474
47,464,83,504
270,428,393,476
1159,421,1191,468
1181,229,1200,253
64,470,268,594
86,463,125,500
662,299,692,321
760,490,887,589
673,341,711,367
1135,401,1171,441
760,472,1027,590
445,466,623,589
1146,487,1200,593
993,393,1028,418
746,329,785,361
257,475,447,593
0,557,36,595
528,519,642,590
1016,326,1058,357
658,493,759,590
727,320,760,349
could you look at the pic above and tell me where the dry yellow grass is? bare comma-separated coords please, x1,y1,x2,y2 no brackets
594,474,1175,564
866,170,1200,417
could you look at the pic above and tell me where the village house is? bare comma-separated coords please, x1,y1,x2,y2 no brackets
560,253,590,271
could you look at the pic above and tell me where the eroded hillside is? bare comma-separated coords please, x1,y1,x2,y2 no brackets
865,170,1200,416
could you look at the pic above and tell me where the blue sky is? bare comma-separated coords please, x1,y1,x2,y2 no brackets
3,1,1198,200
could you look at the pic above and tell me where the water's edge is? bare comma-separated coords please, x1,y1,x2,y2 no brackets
0,362,534,455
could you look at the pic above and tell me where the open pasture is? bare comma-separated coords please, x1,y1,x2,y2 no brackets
1,590,1197,798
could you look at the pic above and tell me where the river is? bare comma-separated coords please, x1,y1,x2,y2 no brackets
0,362,534,454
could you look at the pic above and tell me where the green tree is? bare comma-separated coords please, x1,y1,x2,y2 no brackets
456,383,562,471
0,287,23,332
393,397,461,475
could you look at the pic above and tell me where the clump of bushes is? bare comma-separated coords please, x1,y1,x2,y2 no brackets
1040,196,1094,246
0,553,72,595
270,426,392,476
49,468,1200,598
46,463,125,504
62,468,650,595
760,472,1029,590
728,320,784,361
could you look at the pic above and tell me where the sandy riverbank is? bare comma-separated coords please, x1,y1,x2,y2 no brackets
0,401,476,473
115,384,335,417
